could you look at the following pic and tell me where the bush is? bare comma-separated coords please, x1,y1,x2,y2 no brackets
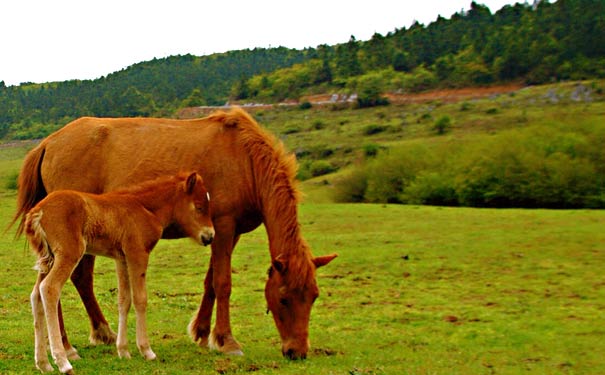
334,124,605,208
299,101,312,110
309,160,337,177
433,115,452,135
333,169,368,203
363,124,387,135
362,143,381,158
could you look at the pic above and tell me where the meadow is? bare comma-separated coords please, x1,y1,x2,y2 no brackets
0,141,604,374
1,82,605,374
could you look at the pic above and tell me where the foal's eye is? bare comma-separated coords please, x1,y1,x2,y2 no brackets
279,298,288,307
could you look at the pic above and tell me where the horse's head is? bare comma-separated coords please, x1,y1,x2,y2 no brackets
174,172,214,246
265,253,337,359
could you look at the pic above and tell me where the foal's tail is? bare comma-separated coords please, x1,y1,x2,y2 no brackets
25,209,54,274
9,143,48,238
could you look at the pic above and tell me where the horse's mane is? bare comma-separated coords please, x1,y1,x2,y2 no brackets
208,108,314,289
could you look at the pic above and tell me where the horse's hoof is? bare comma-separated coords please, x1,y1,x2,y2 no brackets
89,323,117,345
208,332,244,356
225,349,244,356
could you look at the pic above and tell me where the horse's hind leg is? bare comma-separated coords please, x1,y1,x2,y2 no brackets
70,254,117,345
31,273,53,373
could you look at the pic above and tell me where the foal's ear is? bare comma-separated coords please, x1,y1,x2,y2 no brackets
185,172,198,194
313,253,338,268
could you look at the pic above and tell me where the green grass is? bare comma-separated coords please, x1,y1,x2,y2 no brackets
1,193,604,374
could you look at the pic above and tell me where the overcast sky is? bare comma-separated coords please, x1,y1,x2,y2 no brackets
1,0,519,86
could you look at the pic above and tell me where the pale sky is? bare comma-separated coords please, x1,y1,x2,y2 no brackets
0,0,520,86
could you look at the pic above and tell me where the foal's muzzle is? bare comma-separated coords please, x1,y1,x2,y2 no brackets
200,228,215,246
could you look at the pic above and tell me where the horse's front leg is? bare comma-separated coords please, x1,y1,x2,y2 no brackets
115,258,132,359
126,255,156,361
208,220,243,355
188,260,215,347
70,254,117,345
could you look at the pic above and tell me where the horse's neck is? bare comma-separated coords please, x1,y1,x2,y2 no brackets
262,193,304,260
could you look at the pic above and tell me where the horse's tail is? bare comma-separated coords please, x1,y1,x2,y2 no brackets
25,209,54,274
9,143,48,238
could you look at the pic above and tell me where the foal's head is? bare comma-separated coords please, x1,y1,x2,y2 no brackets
265,253,337,360
174,172,214,246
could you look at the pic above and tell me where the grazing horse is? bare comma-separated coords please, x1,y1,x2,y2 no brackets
27,172,214,374
13,108,337,360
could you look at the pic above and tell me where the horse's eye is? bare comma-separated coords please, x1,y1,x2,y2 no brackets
279,298,288,307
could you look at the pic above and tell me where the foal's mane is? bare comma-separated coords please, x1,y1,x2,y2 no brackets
208,108,315,289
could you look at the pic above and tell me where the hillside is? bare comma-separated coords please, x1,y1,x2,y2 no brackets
1,0,604,141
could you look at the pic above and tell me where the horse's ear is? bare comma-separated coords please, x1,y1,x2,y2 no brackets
313,253,338,268
185,172,198,194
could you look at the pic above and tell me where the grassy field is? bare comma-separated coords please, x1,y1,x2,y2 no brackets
1,83,604,374
0,145,604,374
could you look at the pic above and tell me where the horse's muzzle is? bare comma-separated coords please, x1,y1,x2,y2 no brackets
283,348,307,360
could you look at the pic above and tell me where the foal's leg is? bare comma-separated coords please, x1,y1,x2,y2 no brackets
40,255,81,374
126,254,156,360
31,273,53,373
115,258,132,359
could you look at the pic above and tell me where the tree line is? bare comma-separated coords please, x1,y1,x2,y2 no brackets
1,0,605,139
235,0,605,104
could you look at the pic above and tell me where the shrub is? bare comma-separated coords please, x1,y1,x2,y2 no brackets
309,160,337,177
299,101,312,110
362,143,381,158
333,169,368,203
363,124,387,136
433,115,452,135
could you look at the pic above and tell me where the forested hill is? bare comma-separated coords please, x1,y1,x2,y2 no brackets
0,48,311,138
1,0,604,140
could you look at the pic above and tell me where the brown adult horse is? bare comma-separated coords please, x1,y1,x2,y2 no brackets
27,172,214,374
13,108,337,360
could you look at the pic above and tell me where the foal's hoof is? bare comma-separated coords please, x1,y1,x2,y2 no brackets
142,350,157,361
36,361,54,373
118,349,131,359
65,346,81,361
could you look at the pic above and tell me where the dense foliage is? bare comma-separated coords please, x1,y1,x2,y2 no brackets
0,48,310,139
237,0,605,103
334,118,605,208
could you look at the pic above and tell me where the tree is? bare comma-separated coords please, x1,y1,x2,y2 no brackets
335,35,363,78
